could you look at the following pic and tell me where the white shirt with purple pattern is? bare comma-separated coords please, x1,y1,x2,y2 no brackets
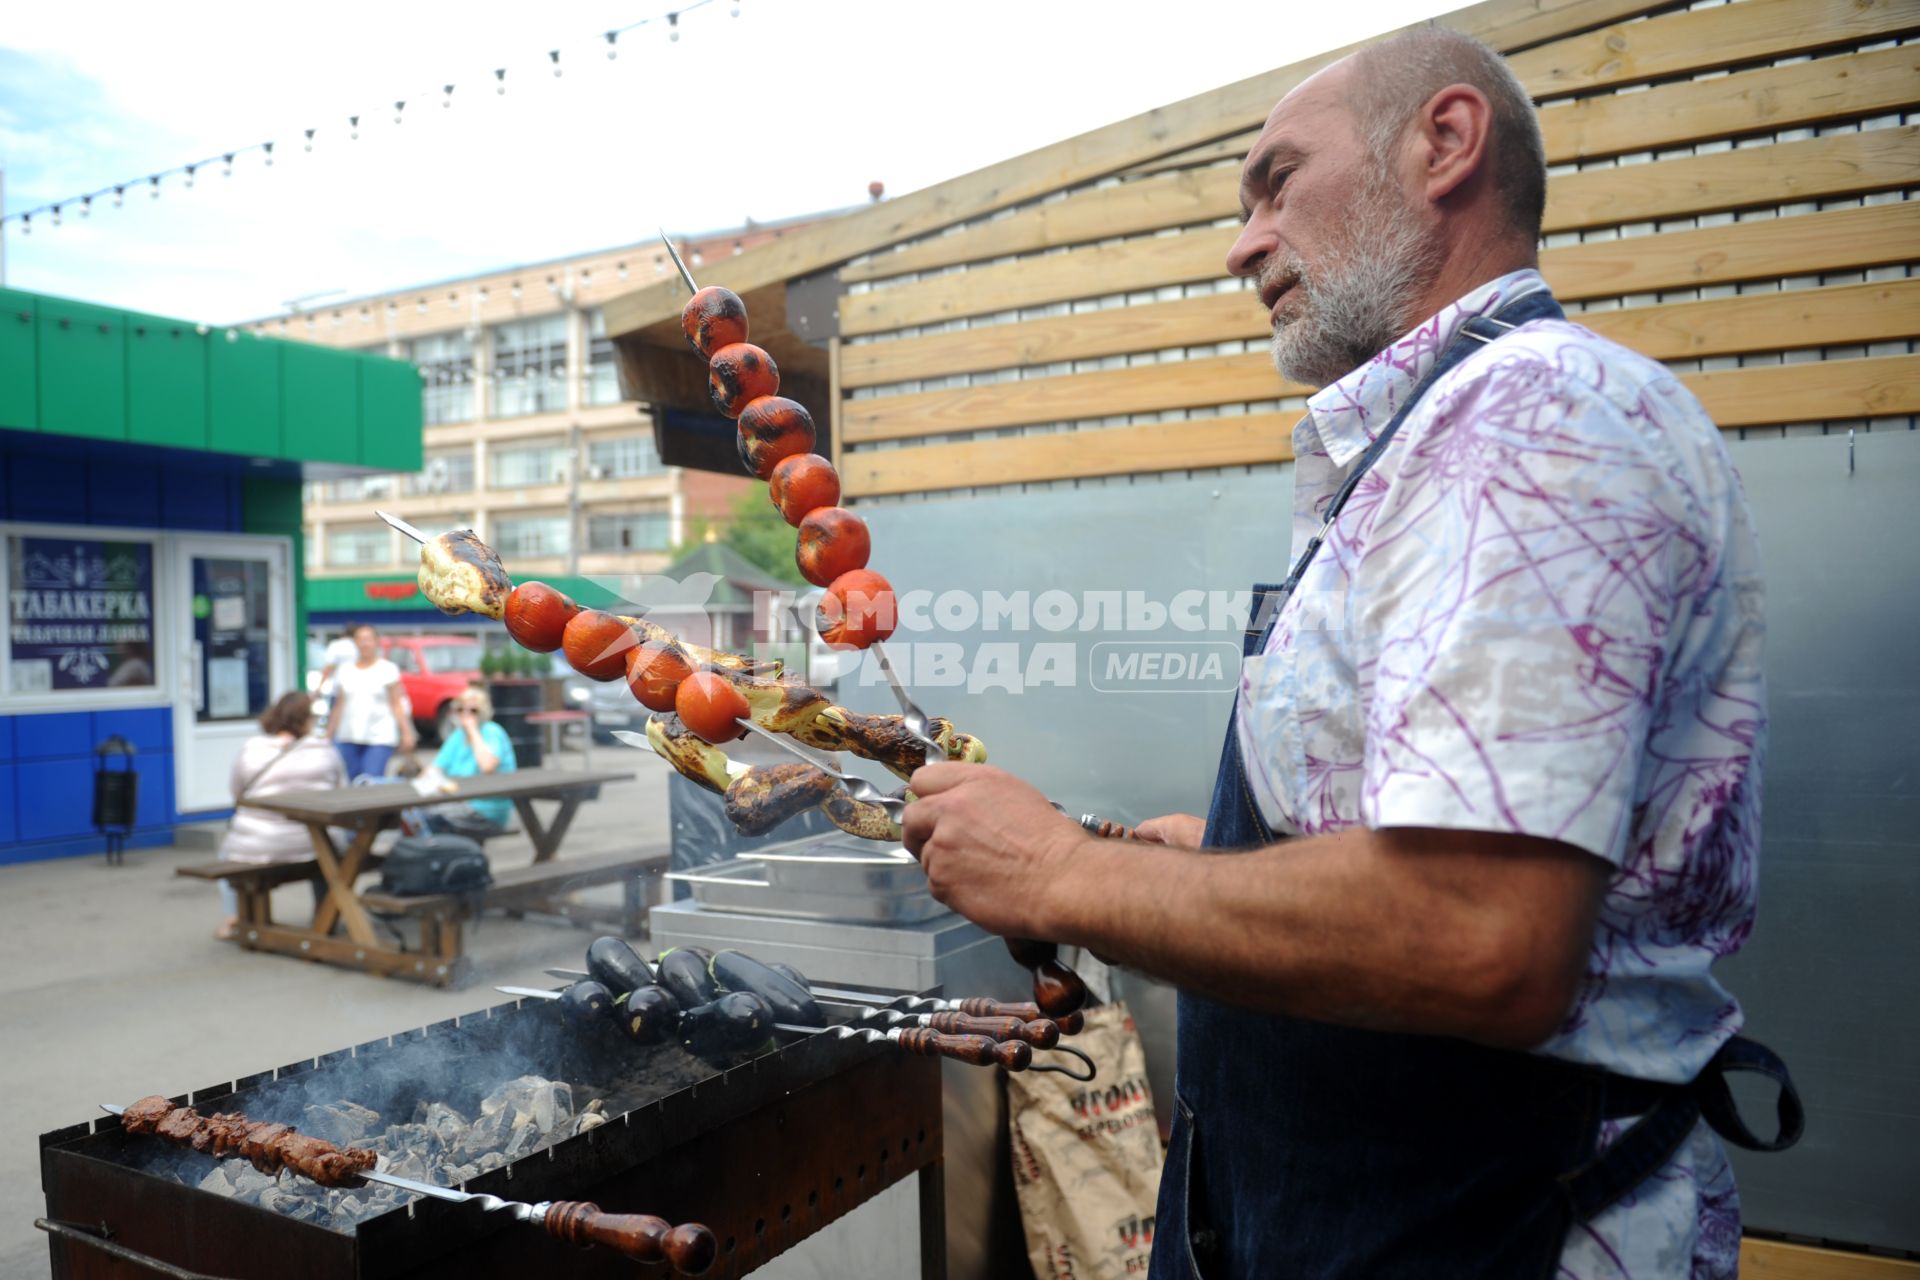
1235,268,1764,1278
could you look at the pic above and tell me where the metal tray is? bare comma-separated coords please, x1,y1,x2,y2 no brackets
667,856,948,923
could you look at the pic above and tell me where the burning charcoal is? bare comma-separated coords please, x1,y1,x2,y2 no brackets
480,1075,573,1136
230,1165,276,1201
458,1106,513,1160
196,1164,238,1196
302,1100,380,1147
385,1150,429,1182
474,1151,508,1174
414,1101,469,1151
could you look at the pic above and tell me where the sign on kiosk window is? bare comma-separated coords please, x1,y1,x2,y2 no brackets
7,536,157,692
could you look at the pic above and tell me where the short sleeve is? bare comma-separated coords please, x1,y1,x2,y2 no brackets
487,722,518,772
1360,361,1706,864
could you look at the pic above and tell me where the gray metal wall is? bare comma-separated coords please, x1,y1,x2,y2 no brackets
853,430,1920,1252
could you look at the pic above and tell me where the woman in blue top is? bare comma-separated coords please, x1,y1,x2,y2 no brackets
426,682,517,837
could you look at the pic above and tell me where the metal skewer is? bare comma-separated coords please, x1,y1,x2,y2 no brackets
610,725,906,817
99,1105,717,1273
774,1021,1032,1071
374,509,433,546
867,640,948,769
659,228,700,297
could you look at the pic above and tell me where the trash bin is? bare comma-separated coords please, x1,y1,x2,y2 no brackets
488,678,544,769
93,735,138,866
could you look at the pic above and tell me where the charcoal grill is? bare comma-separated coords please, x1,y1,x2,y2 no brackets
39,991,946,1279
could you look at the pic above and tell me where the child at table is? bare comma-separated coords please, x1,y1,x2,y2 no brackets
423,682,518,839
215,692,346,941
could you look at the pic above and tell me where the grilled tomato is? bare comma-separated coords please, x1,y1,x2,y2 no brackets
817,569,897,650
676,671,750,743
681,285,748,358
626,640,695,713
768,454,840,526
796,507,872,588
503,581,579,653
707,343,779,419
563,609,638,682
736,396,817,480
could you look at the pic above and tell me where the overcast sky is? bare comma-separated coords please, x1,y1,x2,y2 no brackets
1,0,1451,324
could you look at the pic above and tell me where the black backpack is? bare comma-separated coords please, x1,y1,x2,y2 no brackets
379,834,492,896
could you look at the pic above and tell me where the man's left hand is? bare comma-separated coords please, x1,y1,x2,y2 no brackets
903,764,1090,939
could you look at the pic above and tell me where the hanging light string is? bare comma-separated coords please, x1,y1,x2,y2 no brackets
3,0,725,235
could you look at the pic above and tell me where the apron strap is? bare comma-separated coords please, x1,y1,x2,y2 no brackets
1560,1036,1804,1221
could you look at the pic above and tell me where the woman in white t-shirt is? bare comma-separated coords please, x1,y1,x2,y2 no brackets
327,622,415,780
215,691,347,940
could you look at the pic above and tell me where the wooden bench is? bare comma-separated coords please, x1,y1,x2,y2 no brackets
356,849,669,985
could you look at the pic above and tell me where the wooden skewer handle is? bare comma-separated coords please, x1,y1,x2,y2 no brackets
1082,816,1137,840
925,1012,1060,1048
1001,939,1091,1017
953,999,1085,1035
895,1028,1033,1070
542,1201,719,1275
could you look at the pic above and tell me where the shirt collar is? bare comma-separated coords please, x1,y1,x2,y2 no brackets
1303,268,1548,468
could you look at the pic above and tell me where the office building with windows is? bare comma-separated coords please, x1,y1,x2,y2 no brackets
264,214,825,621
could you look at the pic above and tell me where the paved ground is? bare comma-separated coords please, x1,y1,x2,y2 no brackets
0,741,672,1279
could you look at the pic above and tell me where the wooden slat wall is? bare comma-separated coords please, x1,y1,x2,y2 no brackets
831,0,1920,500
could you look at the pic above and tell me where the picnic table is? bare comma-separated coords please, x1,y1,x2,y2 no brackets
178,768,660,986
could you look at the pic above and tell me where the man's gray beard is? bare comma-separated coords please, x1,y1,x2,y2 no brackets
1267,180,1445,388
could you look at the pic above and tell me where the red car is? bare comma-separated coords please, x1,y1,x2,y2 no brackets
381,635,484,741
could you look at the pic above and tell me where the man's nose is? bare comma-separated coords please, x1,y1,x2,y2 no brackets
1227,218,1273,280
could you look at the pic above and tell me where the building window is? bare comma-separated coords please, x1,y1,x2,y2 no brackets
491,315,568,417
324,474,399,503
327,525,391,568
6,535,158,694
409,332,475,424
587,509,671,553
403,449,476,495
586,434,661,480
494,514,572,559
490,440,569,488
585,308,623,407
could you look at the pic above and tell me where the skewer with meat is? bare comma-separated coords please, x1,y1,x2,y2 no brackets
121,1095,376,1187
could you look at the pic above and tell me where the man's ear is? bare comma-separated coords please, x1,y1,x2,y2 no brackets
1420,83,1494,205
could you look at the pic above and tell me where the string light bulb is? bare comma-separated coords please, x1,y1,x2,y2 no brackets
149,175,161,199
222,153,234,177
443,84,454,108
304,128,316,152
393,100,406,124
350,115,360,140
495,68,507,95
51,206,61,227
605,31,618,58
263,141,274,166
18,214,27,236
80,195,92,218
549,49,562,77
113,186,125,208
669,12,680,40
184,165,197,189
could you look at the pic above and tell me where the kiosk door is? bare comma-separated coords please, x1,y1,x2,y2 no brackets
170,536,293,814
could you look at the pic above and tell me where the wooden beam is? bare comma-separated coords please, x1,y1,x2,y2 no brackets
1686,352,1920,427
842,412,1301,497
1118,130,1260,181
600,0,1672,341
841,165,1239,285
1541,200,1919,300
1541,44,1920,163
1543,125,1919,233
843,353,1303,444
842,290,1261,388
843,277,1920,391
1579,279,1920,361
845,355,1920,496
1741,1237,1920,1279
1510,0,1920,101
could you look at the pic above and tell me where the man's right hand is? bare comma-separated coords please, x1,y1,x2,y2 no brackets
1132,813,1205,848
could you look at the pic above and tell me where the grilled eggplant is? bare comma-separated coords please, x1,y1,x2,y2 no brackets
709,950,824,1028
768,962,810,990
616,983,680,1046
587,936,655,997
558,980,615,1029
657,946,719,1009
677,991,771,1056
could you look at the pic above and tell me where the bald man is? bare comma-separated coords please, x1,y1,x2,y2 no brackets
905,25,1798,1279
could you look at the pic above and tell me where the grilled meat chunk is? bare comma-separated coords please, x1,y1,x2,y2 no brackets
417,529,511,620
117,1097,376,1187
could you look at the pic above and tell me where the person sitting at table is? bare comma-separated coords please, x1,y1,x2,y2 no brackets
214,691,346,941
424,682,518,839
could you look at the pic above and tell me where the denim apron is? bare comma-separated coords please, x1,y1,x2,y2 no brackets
1150,291,1802,1278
